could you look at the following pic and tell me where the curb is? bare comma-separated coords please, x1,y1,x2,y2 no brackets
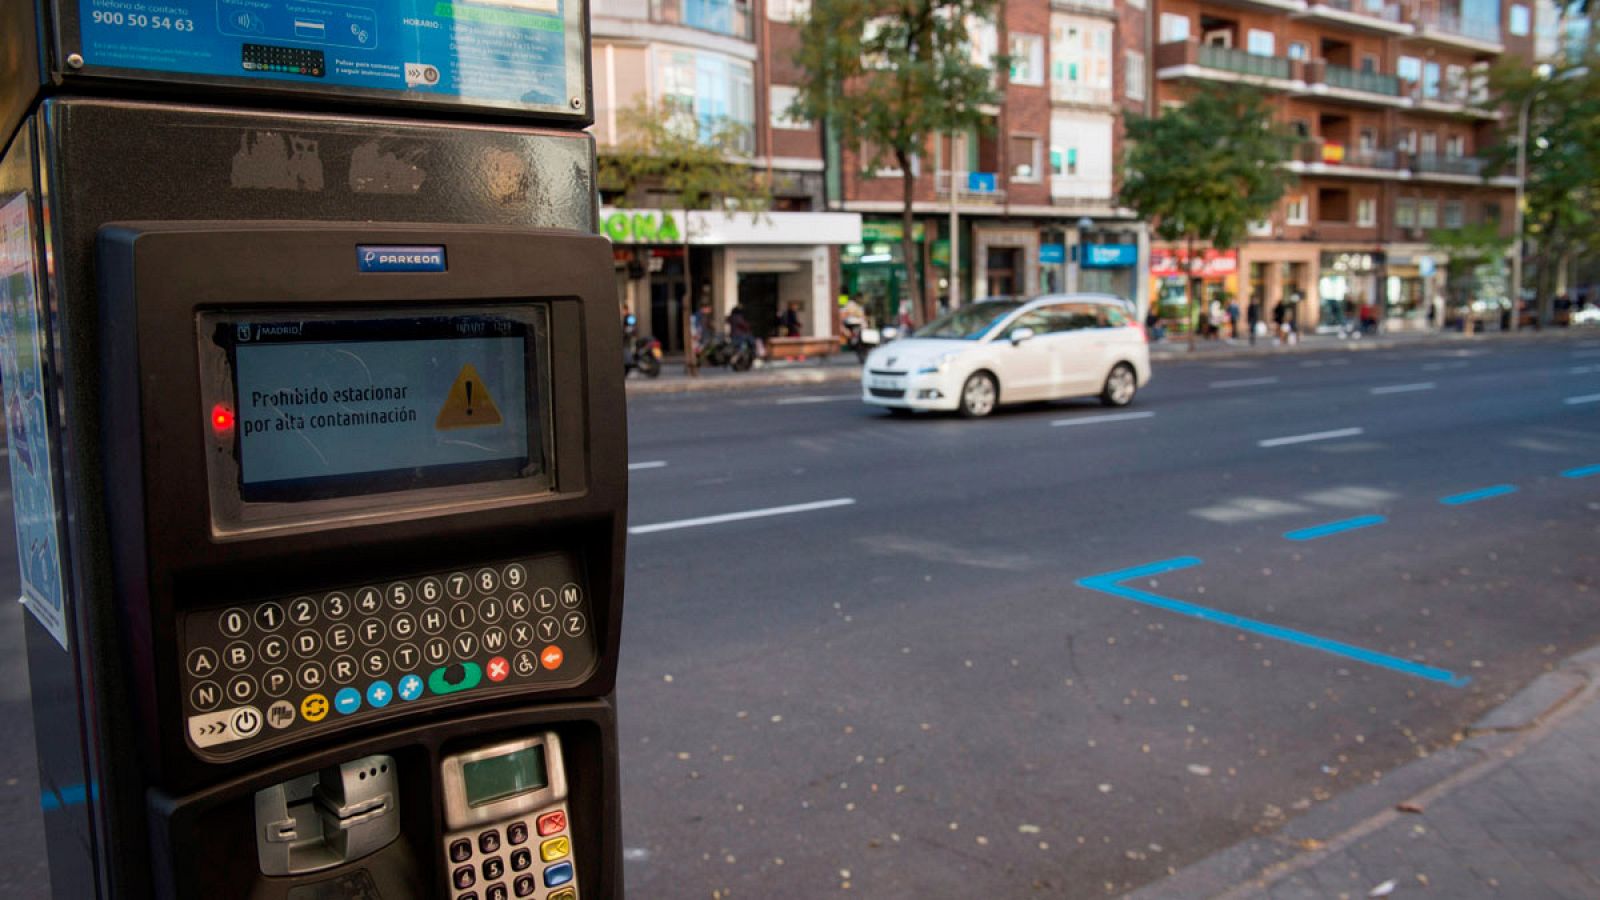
625,330,1592,396
1124,643,1600,899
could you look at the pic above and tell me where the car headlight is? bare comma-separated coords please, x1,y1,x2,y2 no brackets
915,354,955,374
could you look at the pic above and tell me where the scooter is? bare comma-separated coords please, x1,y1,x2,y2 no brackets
842,321,902,362
699,333,756,372
623,314,663,378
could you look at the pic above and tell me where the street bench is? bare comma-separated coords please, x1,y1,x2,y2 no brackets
767,336,838,360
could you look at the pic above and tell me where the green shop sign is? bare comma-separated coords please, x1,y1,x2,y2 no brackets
601,210,683,244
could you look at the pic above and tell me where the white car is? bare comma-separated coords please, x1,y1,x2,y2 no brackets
861,294,1152,417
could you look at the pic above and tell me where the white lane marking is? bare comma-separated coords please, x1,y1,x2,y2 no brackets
1572,348,1600,358
1209,376,1280,389
777,395,852,405
628,461,668,471
1051,411,1156,428
1422,361,1469,371
1370,382,1436,395
1258,427,1364,448
629,497,856,535
1565,393,1600,406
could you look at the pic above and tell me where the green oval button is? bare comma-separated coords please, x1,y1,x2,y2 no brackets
428,662,482,696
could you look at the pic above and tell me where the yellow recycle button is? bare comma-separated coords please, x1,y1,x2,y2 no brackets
300,693,329,723
539,835,570,862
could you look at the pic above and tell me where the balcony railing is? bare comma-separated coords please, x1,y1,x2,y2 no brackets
1050,0,1115,14
1323,63,1401,96
1412,154,1486,176
1197,43,1293,80
652,0,753,39
1414,9,1501,44
1298,142,1401,169
1314,0,1403,21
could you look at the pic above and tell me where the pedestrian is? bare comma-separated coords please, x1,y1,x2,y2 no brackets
780,301,802,337
1145,307,1164,342
1247,302,1260,346
1228,299,1241,340
1272,301,1286,345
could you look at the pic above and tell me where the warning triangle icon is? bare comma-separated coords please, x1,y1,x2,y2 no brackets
435,363,504,430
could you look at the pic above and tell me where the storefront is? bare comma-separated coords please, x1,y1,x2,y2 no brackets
840,219,927,328
1382,250,1442,331
1149,248,1239,332
1318,251,1383,334
1078,242,1138,300
605,207,862,350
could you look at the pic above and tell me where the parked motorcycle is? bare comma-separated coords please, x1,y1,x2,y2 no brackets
623,314,663,378
698,332,757,372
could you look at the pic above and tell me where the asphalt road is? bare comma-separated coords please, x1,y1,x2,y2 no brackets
0,336,1597,897
616,336,1600,898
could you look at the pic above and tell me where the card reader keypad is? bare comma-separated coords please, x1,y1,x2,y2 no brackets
181,556,597,758
446,805,578,900
241,43,326,77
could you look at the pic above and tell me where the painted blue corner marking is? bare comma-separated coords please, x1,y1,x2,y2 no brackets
40,782,89,812
1440,484,1518,505
1077,557,1470,687
1561,464,1600,479
1284,515,1386,542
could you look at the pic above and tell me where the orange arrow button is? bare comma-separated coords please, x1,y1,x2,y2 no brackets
540,645,564,671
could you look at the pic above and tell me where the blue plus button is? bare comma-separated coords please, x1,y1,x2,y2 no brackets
543,862,574,888
398,674,424,702
366,680,393,709
333,687,362,715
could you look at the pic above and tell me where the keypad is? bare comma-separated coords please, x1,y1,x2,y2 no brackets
241,43,326,77
446,803,576,900
181,555,596,756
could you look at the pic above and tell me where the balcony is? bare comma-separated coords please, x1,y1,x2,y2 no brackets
1050,0,1117,17
1410,9,1503,54
1295,0,1413,35
1410,153,1486,179
1051,81,1114,107
1410,80,1498,118
651,0,753,40
1155,41,1300,89
1188,0,1307,13
1300,61,1409,107
1290,141,1404,178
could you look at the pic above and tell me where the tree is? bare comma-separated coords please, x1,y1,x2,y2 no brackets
791,0,1003,324
1483,62,1600,325
599,100,769,374
1119,84,1296,348
1429,222,1511,333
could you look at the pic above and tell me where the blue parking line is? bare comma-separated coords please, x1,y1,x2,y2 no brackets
1077,557,1470,687
1284,515,1386,542
1440,484,1518,505
1562,464,1600,479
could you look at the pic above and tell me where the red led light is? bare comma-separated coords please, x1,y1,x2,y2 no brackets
211,404,235,432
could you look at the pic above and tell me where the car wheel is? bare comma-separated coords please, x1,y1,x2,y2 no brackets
959,372,998,418
1100,363,1137,407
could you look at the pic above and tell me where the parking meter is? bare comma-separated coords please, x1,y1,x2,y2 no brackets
0,1,626,897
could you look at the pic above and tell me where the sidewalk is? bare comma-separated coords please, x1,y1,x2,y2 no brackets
1127,643,1600,900
626,328,1583,396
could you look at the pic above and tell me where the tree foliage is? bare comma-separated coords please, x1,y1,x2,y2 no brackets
1482,61,1600,317
790,0,1004,322
598,99,770,213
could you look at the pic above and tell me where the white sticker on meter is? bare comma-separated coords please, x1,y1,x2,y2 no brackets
189,706,262,747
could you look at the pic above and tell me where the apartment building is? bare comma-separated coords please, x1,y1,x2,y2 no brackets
1151,0,1533,332
590,0,862,351
832,0,1152,324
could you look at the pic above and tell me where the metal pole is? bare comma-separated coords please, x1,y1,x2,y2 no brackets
1510,93,1529,333
948,133,960,310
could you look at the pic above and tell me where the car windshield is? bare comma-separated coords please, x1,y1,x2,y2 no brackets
916,301,1026,340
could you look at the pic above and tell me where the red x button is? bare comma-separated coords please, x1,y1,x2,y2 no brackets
486,656,510,683
540,645,564,670
537,810,567,836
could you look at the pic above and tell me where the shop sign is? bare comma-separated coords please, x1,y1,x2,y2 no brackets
1149,248,1237,278
1082,243,1138,269
1418,256,1436,277
931,239,951,268
601,210,682,244
1321,251,1381,274
861,221,926,243
1039,243,1066,265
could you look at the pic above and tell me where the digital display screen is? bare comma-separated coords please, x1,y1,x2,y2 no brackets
463,746,549,807
212,312,545,502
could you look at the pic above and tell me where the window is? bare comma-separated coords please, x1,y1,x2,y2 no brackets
1125,51,1146,100
655,0,752,39
1286,195,1308,225
1010,34,1045,85
1049,111,1112,199
1423,62,1441,99
1445,64,1466,100
1397,56,1421,82
861,17,894,69
1420,132,1437,155
1010,135,1041,181
1052,16,1115,104
1418,200,1438,228
1359,129,1376,152
1247,29,1275,57
767,0,809,21
1361,54,1378,74
862,143,919,178
1445,135,1465,158
769,85,805,130
1049,146,1079,175
1398,128,1416,153
1357,198,1376,226
1510,3,1530,36
1396,199,1417,228
1318,187,1351,222
656,49,756,152
1482,202,1501,224
1290,119,1311,139
1443,201,1465,228
968,18,1000,71
1160,13,1190,43
1288,41,1309,61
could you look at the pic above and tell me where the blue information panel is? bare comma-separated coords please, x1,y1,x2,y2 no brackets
73,0,581,114
215,312,545,502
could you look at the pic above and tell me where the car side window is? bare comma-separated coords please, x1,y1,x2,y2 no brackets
1102,305,1128,327
1042,303,1100,332
1003,311,1050,338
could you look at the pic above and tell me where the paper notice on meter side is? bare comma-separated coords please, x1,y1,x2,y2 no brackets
234,337,529,486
